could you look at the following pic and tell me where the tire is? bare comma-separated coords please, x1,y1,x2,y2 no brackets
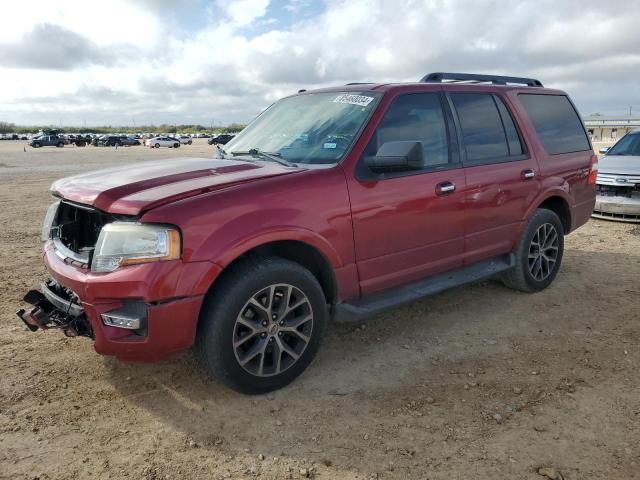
174,143,180,148
502,208,564,293
155,143,160,148
57,142,64,148
188,140,192,145
196,256,327,394
33,142,40,148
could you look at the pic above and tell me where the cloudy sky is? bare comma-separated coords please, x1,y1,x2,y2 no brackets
1,0,639,127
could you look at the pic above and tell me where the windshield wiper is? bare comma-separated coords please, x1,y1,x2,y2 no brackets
232,148,296,167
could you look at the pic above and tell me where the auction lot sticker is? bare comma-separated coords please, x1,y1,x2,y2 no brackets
333,94,374,107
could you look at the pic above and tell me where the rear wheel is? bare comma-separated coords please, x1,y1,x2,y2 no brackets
155,143,160,148
502,209,564,292
57,142,64,147
196,257,327,394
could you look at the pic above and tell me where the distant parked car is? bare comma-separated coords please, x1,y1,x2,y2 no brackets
146,136,180,148
208,133,235,145
29,135,65,148
98,136,125,147
178,135,193,145
120,136,141,146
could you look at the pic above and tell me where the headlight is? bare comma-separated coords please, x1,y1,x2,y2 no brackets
41,201,60,241
91,222,181,273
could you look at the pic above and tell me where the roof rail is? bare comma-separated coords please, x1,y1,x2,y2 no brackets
421,72,543,87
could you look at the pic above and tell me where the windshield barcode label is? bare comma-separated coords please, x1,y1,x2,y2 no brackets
333,94,374,107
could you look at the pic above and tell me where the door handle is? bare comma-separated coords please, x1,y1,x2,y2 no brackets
436,181,456,195
521,169,536,180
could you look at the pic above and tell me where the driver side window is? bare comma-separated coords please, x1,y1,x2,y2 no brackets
363,93,453,172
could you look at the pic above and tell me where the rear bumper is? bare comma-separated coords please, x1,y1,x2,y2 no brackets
23,242,222,362
593,194,640,222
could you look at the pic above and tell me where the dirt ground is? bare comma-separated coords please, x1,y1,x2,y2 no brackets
0,139,638,480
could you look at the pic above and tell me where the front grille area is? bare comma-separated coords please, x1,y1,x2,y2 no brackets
52,201,132,267
595,183,639,198
594,174,640,222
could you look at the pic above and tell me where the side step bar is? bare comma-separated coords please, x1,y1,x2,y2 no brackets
333,254,515,322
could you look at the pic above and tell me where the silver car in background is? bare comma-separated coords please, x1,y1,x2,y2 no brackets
593,130,640,222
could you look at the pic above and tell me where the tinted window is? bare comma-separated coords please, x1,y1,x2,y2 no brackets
495,97,523,156
451,93,509,163
519,94,590,155
365,93,450,168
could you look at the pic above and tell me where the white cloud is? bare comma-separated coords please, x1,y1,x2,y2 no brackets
1,0,640,126
219,0,270,26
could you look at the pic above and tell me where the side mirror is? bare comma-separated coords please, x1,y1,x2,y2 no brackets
365,141,424,172
599,146,610,154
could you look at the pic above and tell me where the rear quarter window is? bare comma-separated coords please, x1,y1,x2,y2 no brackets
518,94,590,155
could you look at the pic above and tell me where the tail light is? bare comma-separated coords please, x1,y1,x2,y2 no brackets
588,154,598,185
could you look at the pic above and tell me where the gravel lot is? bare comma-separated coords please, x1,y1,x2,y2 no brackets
0,139,638,480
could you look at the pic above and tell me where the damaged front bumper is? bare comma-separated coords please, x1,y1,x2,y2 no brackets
17,280,92,338
16,241,221,363
593,194,640,222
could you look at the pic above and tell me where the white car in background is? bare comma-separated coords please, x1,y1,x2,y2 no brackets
178,135,193,145
146,136,180,148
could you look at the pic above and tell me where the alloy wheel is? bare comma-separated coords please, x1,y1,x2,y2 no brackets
528,223,559,281
233,284,313,377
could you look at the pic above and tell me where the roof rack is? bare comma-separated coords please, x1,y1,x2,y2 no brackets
421,72,543,87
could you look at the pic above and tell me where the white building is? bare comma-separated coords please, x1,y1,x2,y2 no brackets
583,115,640,142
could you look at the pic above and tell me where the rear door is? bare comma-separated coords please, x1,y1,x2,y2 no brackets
347,92,467,295
447,92,541,264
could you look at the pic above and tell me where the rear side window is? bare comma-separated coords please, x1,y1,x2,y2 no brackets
450,93,524,165
519,94,590,155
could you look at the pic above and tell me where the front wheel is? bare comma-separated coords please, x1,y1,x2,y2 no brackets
154,143,160,148
57,142,64,147
173,143,180,148
502,208,564,293
196,257,327,394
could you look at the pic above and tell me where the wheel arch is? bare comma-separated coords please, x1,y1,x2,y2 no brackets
525,191,572,234
204,233,341,308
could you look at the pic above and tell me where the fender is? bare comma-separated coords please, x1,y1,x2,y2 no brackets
518,186,572,237
209,226,344,270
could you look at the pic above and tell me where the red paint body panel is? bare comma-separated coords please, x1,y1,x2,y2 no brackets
51,157,306,215
35,81,595,363
43,242,220,361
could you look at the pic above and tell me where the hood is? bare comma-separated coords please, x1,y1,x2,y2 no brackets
599,155,640,176
51,157,305,215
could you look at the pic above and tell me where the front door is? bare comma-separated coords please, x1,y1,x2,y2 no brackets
346,92,467,296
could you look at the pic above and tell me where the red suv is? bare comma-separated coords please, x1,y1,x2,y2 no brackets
18,73,597,393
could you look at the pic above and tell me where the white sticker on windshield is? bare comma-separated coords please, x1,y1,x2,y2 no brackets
333,93,374,107
323,142,337,149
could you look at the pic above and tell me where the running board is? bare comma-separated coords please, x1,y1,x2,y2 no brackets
333,254,515,323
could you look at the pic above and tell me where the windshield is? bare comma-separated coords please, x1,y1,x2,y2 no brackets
606,133,640,156
222,91,382,165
